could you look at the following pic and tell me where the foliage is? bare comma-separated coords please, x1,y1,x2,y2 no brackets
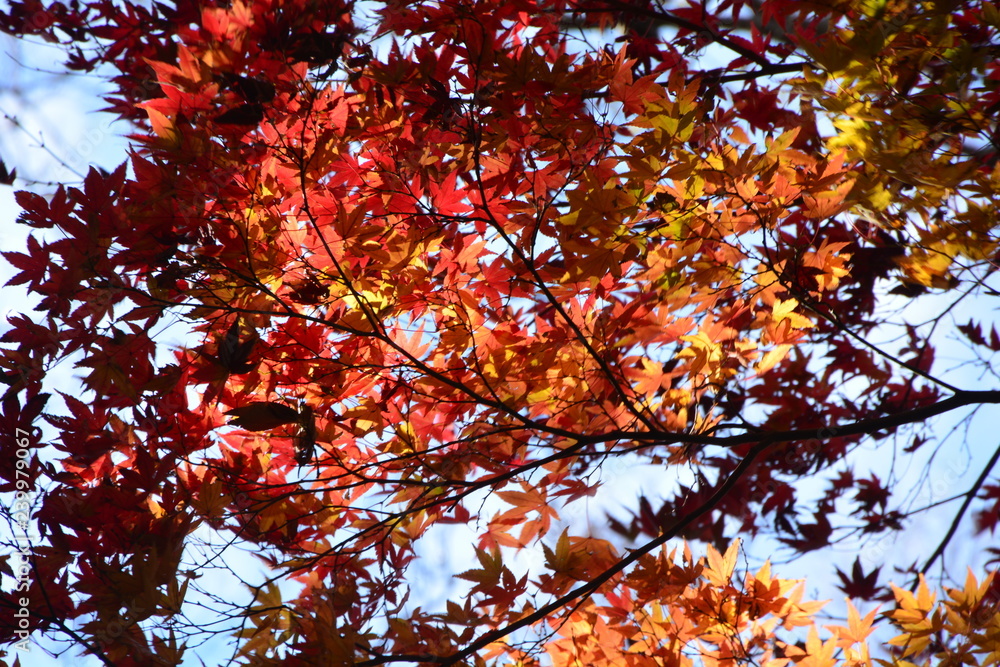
0,0,999,664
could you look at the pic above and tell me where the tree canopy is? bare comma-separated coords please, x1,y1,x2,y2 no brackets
1,0,1000,664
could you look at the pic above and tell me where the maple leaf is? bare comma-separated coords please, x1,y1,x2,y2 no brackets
0,158,16,185
835,558,887,601
853,474,889,512
295,403,316,465
216,317,258,374
2,235,49,289
214,103,264,125
225,402,300,431
220,73,276,103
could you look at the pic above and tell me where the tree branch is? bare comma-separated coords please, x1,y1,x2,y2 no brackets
918,439,1000,583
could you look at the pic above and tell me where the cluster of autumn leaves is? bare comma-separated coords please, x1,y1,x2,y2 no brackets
518,540,1000,667
1,0,999,664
